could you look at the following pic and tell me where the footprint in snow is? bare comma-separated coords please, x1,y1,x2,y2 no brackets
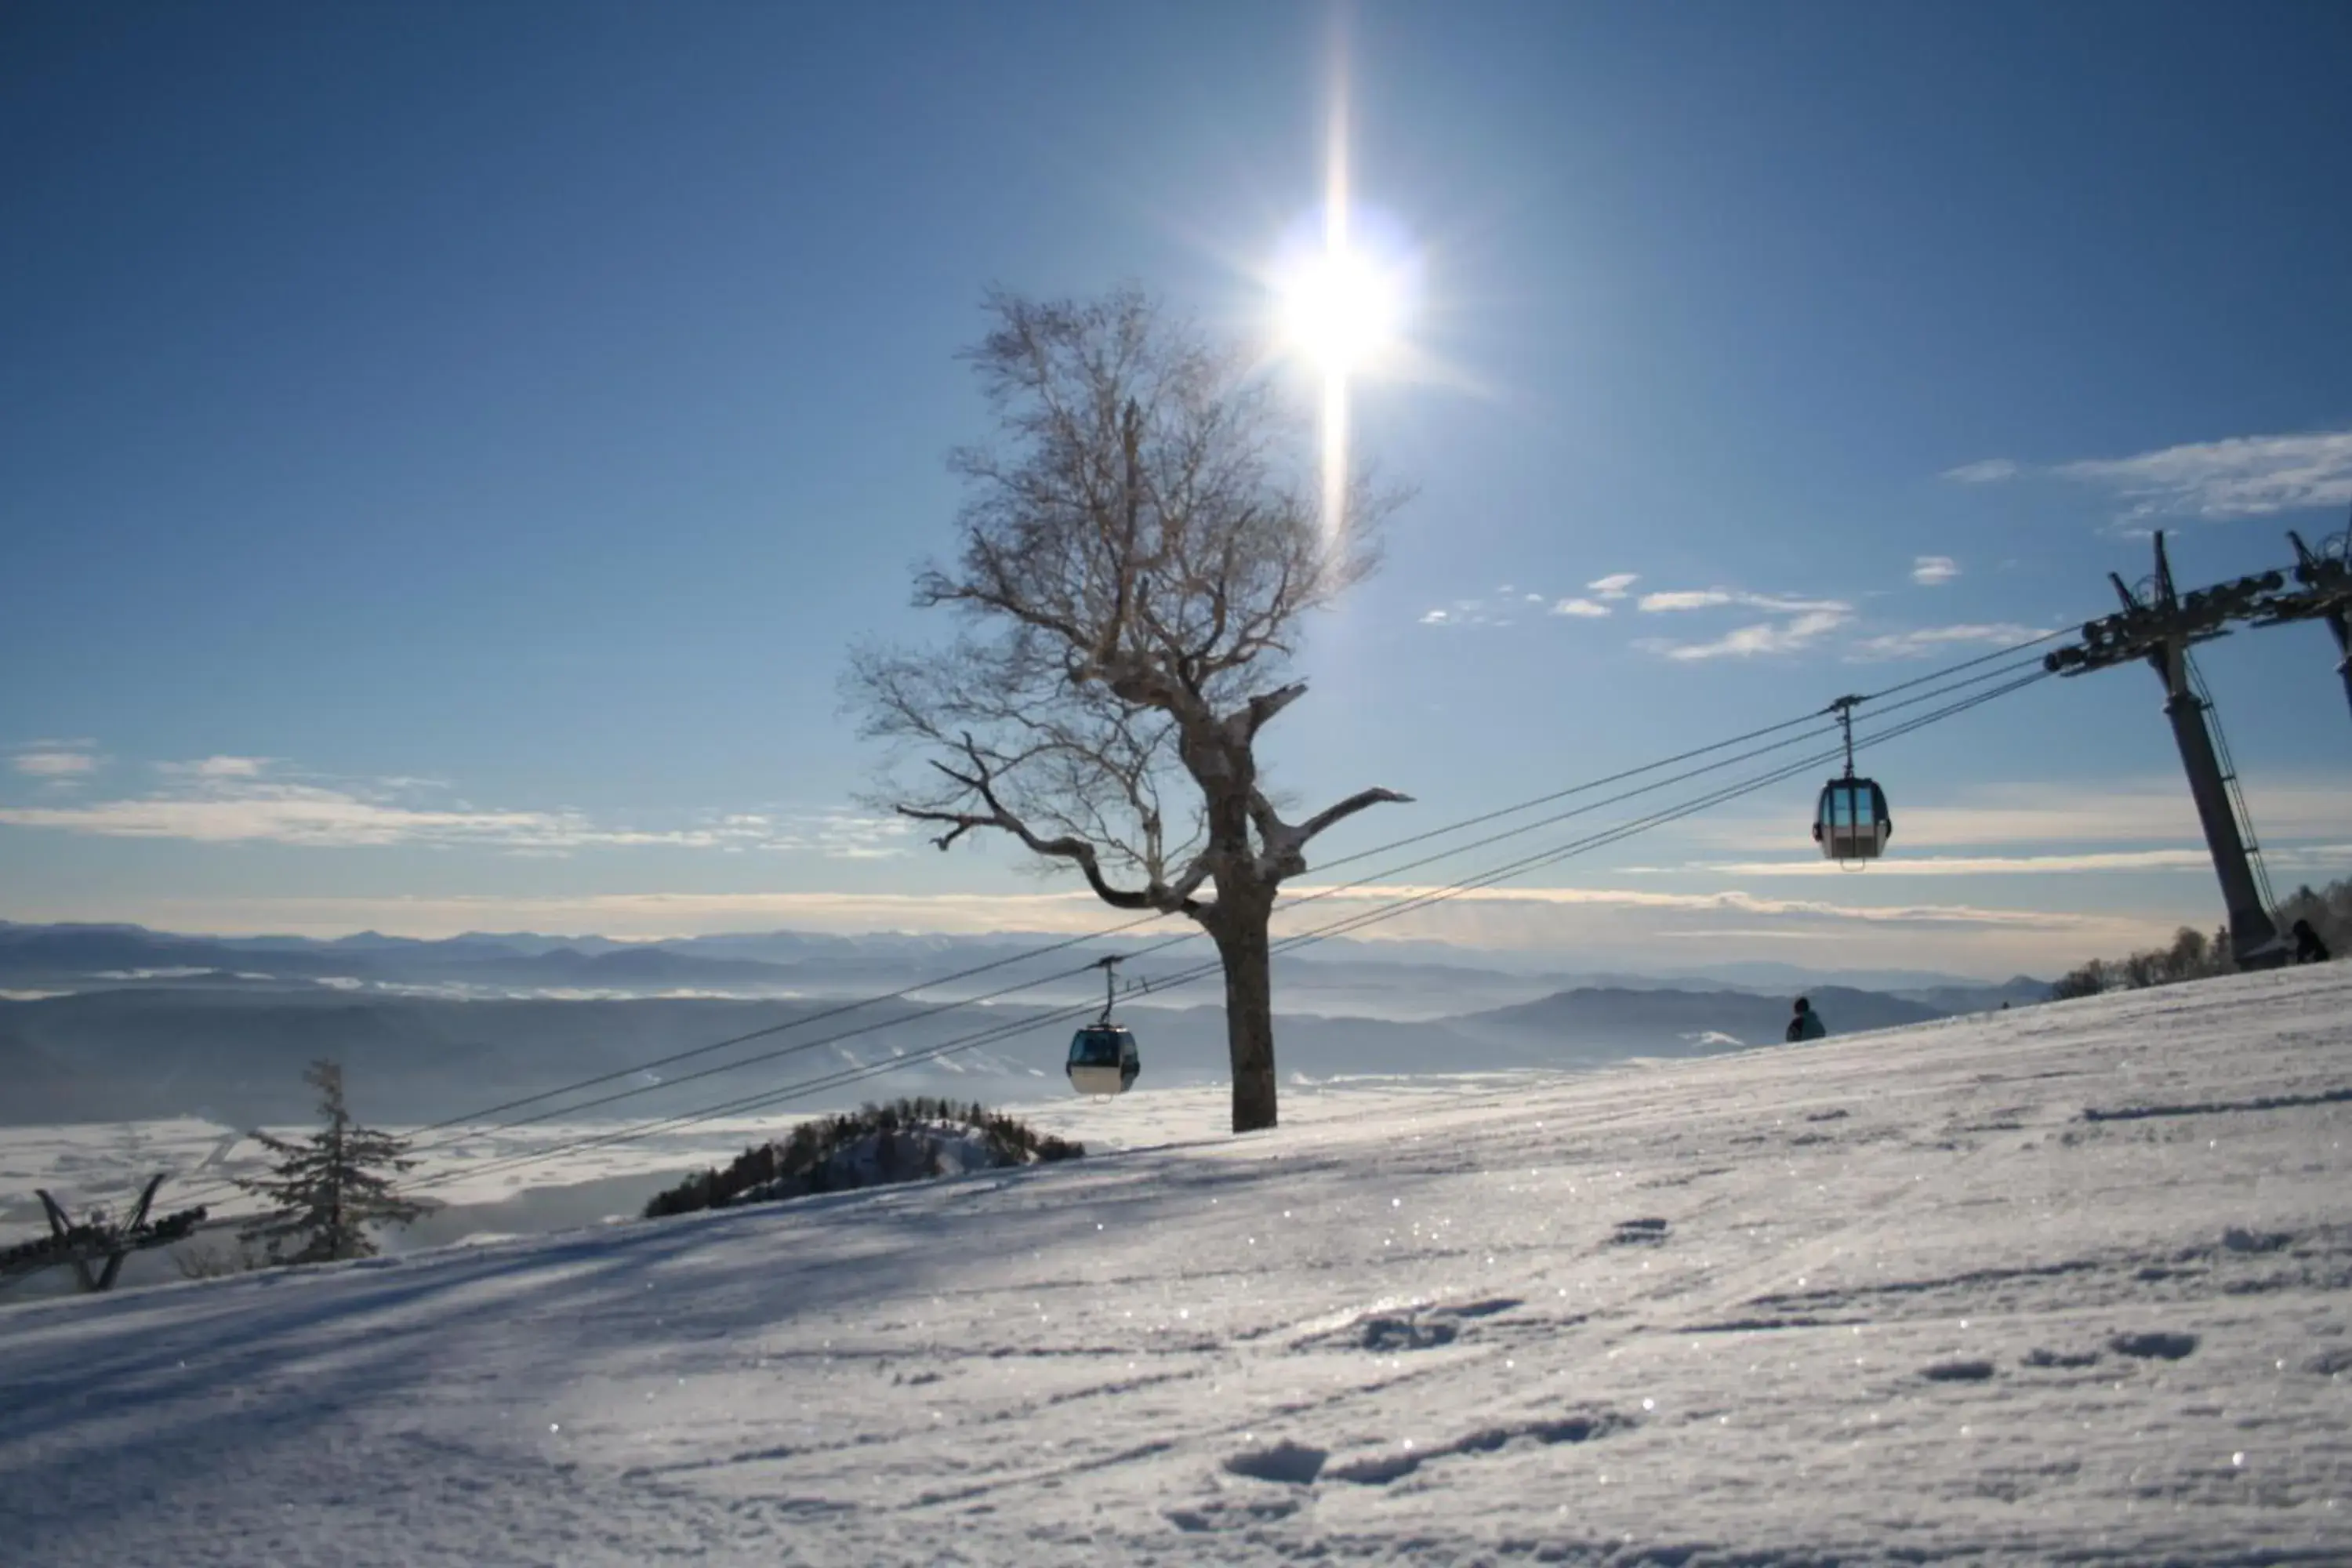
1359,1316,1457,1352
1326,1412,1632,1487
2221,1227,2292,1254
1221,1439,1327,1486
2110,1330,2199,1361
1297,1296,1524,1355
1921,1359,1998,1383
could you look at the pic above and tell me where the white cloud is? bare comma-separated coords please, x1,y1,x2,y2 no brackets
1941,458,2019,484
154,755,272,779
1911,555,1959,586
1587,573,1639,600
1641,608,1854,661
1845,622,2049,661
1628,589,1857,660
0,786,572,848
0,760,912,859
1276,882,2080,929
1636,589,1848,616
2057,429,2352,521
1638,589,1736,612
1420,578,1635,628
1417,593,1521,628
10,740,99,779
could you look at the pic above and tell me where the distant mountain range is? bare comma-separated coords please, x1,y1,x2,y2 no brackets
0,920,2049,1018
0,918,2053,1127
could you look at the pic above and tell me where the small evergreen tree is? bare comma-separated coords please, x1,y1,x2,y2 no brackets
236,1060,427,1265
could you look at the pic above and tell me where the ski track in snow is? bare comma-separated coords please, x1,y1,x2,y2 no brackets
3,967,2350,1565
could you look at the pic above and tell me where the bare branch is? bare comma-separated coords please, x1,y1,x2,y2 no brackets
1236,681,1308,744
895,736,1199,914
1247,785,1414,882
1292,786,1414,847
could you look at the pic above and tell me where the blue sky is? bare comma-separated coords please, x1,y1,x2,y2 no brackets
3,1,2348,975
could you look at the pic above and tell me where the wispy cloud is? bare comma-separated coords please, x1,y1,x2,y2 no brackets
1845,622,2048,661
1630,589,1857,661
0,756,912,859
1637,590,1847,616
1638,589,1735,612
2058,429,2352,522
1911,555,1959,586
1641,611,1853,662
1940,458,2019,484
154,755,271,780
1277,882,2086,930
9,739,100,781
1941,430,2352,522
1417,595,1518,628
1421,572,1644,628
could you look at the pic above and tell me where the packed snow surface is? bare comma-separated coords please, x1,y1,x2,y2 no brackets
5,966,2350,1565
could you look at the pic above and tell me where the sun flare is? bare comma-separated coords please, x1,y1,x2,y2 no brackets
1280,246,1399,376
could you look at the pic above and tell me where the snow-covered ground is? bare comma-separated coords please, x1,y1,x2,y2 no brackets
4,966,2350,1565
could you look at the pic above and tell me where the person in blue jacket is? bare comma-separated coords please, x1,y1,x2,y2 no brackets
1786,996,1827,1043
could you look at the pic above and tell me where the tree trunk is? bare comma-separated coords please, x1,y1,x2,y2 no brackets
1210,906,1279,1133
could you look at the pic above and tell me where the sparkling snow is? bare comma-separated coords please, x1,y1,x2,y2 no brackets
4,966,2350,1564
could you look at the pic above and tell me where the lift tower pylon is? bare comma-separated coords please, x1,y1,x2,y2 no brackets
2269,524,2352,724
2045,532,2287,970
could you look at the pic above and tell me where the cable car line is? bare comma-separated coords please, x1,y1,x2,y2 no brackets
235,673,1854,1166
191,702,1861,1202
324,661,1980,1168
398,717,1944,1193
169,644,2062,1212
392,664,2051,1196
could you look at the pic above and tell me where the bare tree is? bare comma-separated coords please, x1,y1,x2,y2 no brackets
846,288,1410,1133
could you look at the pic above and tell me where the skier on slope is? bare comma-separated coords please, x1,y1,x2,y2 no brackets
1785,996,1827,1043
2292,919,2332,964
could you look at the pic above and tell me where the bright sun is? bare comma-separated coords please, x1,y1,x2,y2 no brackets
1280,246,1399,376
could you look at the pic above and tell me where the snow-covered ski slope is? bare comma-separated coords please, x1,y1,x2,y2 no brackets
5,966,2350,1566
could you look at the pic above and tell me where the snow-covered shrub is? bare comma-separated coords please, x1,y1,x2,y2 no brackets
641,1097,1083,1219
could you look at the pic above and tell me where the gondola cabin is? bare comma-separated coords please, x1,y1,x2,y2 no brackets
1065,1023,1140,1096
1814,777,1892,864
